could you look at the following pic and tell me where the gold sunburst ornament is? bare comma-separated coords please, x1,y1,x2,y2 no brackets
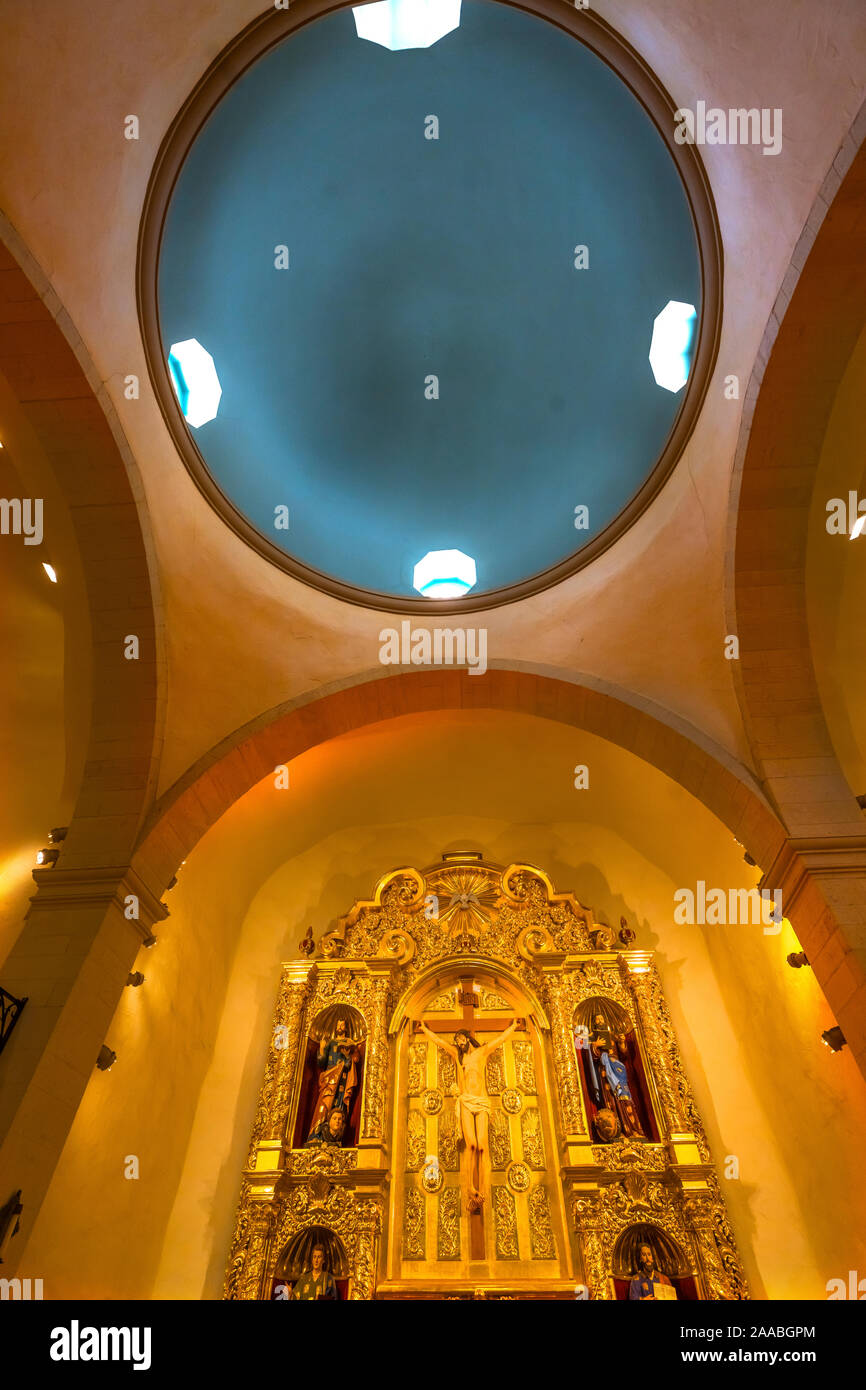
427,867,500,944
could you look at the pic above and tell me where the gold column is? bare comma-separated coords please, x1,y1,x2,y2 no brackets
249,965,311,1176
360,972,391,1144
543,972,586,1141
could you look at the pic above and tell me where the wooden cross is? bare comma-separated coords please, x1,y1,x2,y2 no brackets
413,978,525,1263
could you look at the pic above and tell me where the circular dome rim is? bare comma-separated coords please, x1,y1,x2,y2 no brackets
137,0,723,615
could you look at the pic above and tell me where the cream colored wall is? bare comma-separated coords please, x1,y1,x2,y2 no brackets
19,711,866,1300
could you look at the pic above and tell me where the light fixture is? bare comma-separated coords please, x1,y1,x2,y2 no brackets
413,548,477,599
42,563,57,583
786,952,809,969
168,339,222,428
353,0,461,50
36,848,59,866
142,933,158,949
743,851,757,867
126,971,145,988
48,827,67,843
648,300,697,393
96,1045,117,1071
821,1026,846,1053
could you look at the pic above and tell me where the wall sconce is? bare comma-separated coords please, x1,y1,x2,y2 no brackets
743,851,757,867
786,952,809,969
821,1026,846,1053
126,972,145,988
36,848,59,866
96,1045,117,1071
142,934,158,949
48,827,68,843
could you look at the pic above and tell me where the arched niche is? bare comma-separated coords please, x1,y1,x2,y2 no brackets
291,1003,367,1151
272,1225,349,1301
573,994,659,1144
611,1222,698,1302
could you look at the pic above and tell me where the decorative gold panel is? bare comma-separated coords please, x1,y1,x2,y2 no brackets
520,1107,546,1170
407,1040,427,1096
429,992,455,1011
481,990,510,1009
437,1187,461,1260
438,1048,457,1096
438,1106,459,1171
406,1110,425,1171
493,1187,519,1259
489,1110,512,1170
403,1185,425,1260
485,1046,506,1095
513,1040,537,1094
529,1185,556,1260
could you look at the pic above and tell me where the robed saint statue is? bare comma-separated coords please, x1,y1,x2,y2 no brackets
305,1017,360,1146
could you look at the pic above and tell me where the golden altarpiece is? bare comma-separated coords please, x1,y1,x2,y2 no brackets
223,855,749,1300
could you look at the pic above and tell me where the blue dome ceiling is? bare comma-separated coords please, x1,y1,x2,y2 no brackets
157,0,702,602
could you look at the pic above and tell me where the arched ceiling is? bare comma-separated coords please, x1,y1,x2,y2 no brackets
154,1,703,602
0,0,864,800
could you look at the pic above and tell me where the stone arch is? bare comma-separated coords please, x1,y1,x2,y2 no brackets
726,105,866,1075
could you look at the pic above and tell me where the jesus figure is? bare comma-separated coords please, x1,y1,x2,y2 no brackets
417,1016,520,1213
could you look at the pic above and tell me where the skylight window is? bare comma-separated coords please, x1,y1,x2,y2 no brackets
648,300,697,394
352,0,461,51
168,339,222,428
413,549,476,598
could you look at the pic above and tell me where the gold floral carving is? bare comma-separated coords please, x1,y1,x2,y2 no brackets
528,1185,556,1260
501,1087,522,1115
437,1187,461,1260
520,1107,546,1170
506,1160,530,1193
407,1040,427,1096
422,1087,443,1116
403,1185,425,1260
246,975,308,1160
481,990,510,1010
360,974,390,1141
512,1040,537,1093
438,1047,457,1096
493,1186,519,1259
485,1046,505,1095
429,992,456,1011
406,1110,426,1171
489,1110,512,1170
438,1107,459,1171
543,975,585,1135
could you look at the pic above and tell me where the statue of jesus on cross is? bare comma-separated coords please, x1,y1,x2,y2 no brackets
417,1015,520,1213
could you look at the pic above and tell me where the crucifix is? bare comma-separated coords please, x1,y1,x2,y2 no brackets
414,978,526,1261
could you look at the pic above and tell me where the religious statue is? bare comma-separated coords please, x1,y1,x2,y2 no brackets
305,1018,360,1146
290,1243,338,1301
628,1242,676,1301
584,1012,646,1140
417,1016,520,1212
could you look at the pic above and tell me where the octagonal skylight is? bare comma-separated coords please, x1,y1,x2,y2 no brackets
649,300,697,394
413,549,476,598
352,0,461,51
168,338,222,428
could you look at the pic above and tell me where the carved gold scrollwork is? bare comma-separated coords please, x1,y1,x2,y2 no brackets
438,1106,459,1171
360,975,390,1141
485,1046,505,1095
512,1040,537,1093
437,1187,461,1260
520,1107,546,1170
543,975,585,1135
403,1185,425,1260
489,1110,512,1170
407,1039,427,1096
529,1185,556,1260
438,1047,457,1096
406,1110,426,1171
493,1186,519,1259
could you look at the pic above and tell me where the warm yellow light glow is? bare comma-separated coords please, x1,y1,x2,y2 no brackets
42,562,57,583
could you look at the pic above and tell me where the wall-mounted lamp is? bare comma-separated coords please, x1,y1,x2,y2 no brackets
821,1026,846,1053
96,1045,117,1071
36,848,59,866
126,972,145,988
743,851,757,867
48,827,68,843
142,934,158,949
786,952,809,969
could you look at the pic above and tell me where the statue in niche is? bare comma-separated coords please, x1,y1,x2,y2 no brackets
290,1243,338,1301
305,1017,361,1147
582,1010,647,1141
628,1242,676,1301
417,1017,521,1213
